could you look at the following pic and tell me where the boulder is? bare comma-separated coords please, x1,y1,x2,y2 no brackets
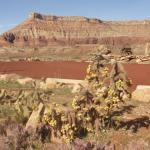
0,74,21,81
132,88,150,102
56,82,66,88
17,77,35,85
39,78,57,89
26,103,45,129
72,84,83,93
136,59,142,63
97,45,111,55
141,58,149,62
137,85,150,90
120,56,127,61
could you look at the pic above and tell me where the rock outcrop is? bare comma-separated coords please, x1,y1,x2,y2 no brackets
132,87,150,102
1,12,150,55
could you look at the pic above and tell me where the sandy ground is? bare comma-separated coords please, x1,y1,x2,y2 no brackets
0,61,149,90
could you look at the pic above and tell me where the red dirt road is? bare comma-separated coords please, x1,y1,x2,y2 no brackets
0,61,149,90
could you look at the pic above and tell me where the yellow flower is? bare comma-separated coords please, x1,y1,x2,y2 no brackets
86,65,91,74
85,117,91,121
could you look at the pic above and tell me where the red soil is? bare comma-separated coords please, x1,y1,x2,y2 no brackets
0,61,88,80
0,61,149,90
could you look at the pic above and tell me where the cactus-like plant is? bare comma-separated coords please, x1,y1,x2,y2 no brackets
44,55,132,142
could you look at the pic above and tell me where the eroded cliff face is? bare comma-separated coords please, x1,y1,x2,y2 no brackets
1,12,150,54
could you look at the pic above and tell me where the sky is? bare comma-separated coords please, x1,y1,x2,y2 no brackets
0,0,150,33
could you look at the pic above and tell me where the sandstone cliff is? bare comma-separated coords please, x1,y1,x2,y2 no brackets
1,12,150,55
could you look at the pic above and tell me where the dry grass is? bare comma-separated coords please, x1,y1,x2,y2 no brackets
50,87,75,107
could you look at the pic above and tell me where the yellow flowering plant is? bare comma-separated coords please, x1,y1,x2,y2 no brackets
44,55,132,142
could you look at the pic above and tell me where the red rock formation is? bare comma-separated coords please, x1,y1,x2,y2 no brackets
1,12,150,54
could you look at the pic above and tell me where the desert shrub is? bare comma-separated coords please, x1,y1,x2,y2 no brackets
0,104,16,118
44,55,132,143
0,89,52,125
0,80,32,89
53,87,72,96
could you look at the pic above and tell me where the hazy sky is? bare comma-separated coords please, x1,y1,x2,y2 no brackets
0,0,150,33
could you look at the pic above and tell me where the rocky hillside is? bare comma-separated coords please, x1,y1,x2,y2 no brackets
1,12,150,55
